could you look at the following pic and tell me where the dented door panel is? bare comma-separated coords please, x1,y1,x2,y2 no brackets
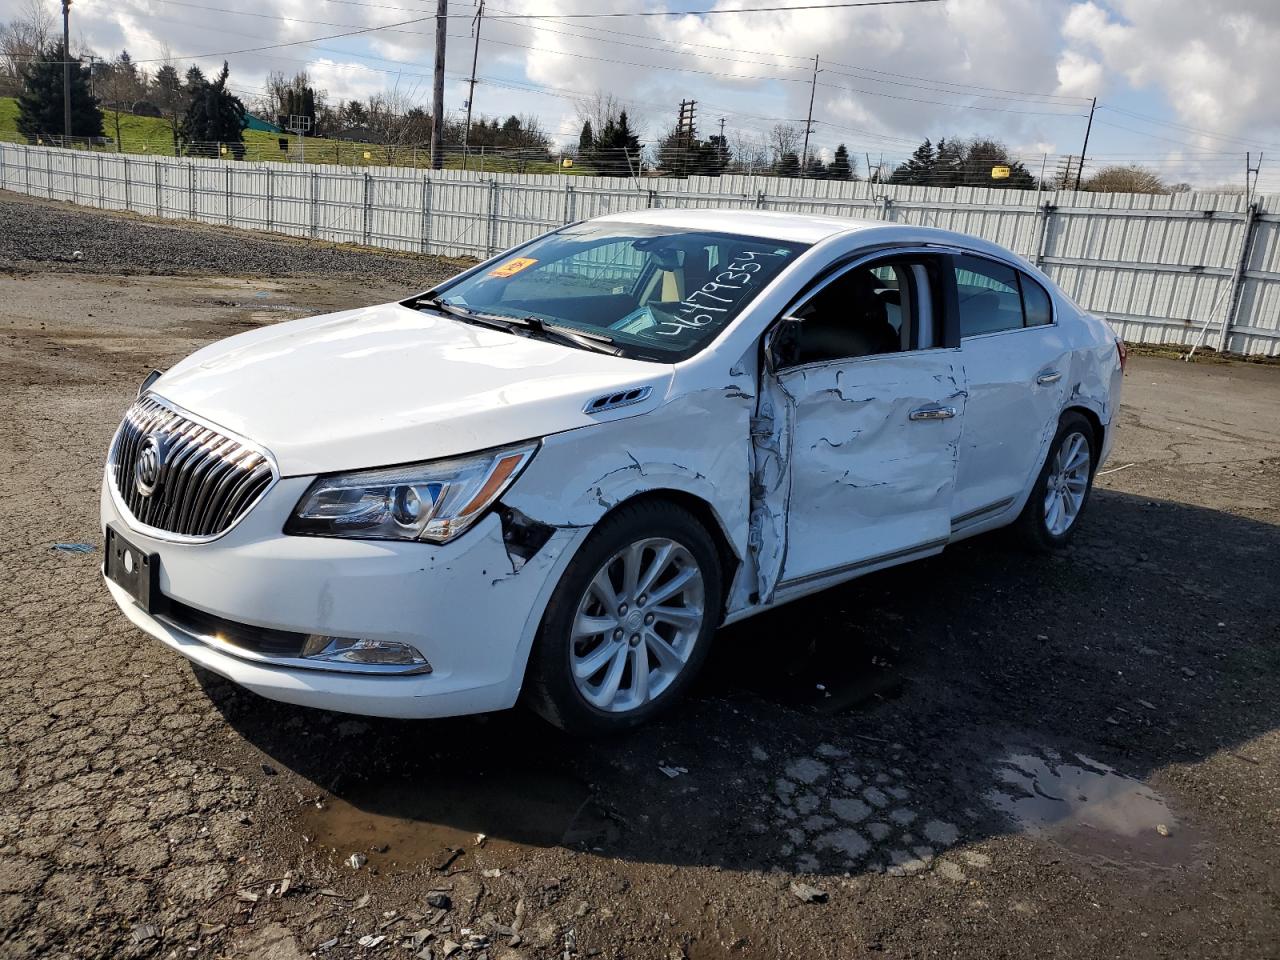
758,353,966,593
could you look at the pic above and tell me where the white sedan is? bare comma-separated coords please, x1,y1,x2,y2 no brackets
101,209,1124,734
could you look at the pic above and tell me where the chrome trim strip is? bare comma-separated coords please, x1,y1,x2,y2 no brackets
106,393,281,544
778,537,950,591
950,497,1016,530
153,612,434,677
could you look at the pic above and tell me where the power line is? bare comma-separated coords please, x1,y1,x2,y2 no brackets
484,0,946,19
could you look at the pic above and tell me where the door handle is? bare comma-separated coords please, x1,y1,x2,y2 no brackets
909,404,957,421
1036,371,1062,385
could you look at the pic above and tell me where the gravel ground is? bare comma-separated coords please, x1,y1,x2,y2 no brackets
1,192,1278,960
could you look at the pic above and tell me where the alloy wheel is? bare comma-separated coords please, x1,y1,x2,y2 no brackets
569,537,706,713
1044,430,1091,536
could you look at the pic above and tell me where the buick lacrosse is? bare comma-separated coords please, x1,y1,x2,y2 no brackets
102,209,1124,734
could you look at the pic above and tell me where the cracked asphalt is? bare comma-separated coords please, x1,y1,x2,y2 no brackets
1,192,1278,959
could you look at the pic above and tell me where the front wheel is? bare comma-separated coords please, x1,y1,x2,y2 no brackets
1014,411,1097,551
523,500,722,735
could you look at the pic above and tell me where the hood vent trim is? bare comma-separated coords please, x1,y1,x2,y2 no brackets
583,385,653,415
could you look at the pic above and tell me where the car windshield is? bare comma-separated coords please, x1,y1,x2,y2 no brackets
428,222,808,361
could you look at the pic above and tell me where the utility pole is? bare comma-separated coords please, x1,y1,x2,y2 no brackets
462,0,484,171
429,0,448,170
86,53,97,99
800,54,820,177
61,0,72,144
676,99,696,177
1074,96,1096,191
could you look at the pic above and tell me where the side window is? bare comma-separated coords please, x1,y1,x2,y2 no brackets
954,255,1024,337
783,258,937,366
1021,275,1053,327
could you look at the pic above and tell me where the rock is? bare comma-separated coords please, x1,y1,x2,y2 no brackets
426,892,452,910
784,758,829,785
410,929,433,949
261,763,278,776
831,797,871,823
862,786,889,808
789,880,828,903
1156,823,1171,837
482,868,502,879
131,923,159,943
348,852,368,870
358,934,386,947
440,940,462,957
1181,667,1197,678
922,820,959,846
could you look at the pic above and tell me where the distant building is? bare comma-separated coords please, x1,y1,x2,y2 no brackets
244,113,283,134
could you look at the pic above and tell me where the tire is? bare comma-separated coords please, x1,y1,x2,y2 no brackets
1014,411,1098,551
523,499,723,736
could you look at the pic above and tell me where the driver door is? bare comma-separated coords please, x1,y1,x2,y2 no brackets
751,253,966,600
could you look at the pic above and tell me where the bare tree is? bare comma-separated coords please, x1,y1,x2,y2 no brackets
151,48,187,154
364,82,430,164
729,131,771,175
769,123,801,164
0,0,54,95
1084,164,1168,195
100,53,145,151
575,91,625,140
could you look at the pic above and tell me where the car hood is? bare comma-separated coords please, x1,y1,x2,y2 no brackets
151,301,669,476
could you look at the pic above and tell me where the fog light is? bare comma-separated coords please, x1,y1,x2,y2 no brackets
301,634,432,670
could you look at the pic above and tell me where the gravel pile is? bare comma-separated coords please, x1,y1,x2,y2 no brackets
0,191,465,284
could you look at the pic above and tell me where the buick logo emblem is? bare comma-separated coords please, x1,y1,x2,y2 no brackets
135,434,165,497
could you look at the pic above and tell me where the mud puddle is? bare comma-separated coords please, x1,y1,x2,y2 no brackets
299,766,595,872
988,750,1199,869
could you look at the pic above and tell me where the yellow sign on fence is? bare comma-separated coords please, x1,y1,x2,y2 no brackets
991,165,1011,179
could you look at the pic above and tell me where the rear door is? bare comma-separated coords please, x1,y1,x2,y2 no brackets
751,252,966,600
949,254,1070,528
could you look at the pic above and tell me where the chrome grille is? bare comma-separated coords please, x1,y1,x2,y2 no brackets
108,395,277,540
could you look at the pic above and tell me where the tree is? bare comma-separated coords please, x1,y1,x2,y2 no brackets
1084,164,1168,195
0,0,54,97
828,143,856,180
961,137,1035,189
591,109,641,177
180,61,246,158
656,127,730,178
577,119,593,155
770,123,801,165
890,138,936,185
184,65,205,91
152,59,186,154
803,154,827,179
16,43,103,142
775,151,800,178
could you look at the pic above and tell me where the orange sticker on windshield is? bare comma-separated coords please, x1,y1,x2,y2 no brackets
489,257,537,278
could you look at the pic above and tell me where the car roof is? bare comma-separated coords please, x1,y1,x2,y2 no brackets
590,207,882,245
587,206,1037,271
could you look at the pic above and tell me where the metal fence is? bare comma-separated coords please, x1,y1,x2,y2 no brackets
1,141,1276,356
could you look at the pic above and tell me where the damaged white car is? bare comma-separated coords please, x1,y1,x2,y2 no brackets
102,209,1124,734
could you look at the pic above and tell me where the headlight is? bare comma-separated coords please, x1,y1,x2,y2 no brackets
285,441,538,543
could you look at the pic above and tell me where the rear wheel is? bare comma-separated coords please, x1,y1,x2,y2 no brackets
1015,411,1097,551
524,500,722,735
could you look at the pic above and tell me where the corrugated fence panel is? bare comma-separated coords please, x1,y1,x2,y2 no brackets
0,141,1275,355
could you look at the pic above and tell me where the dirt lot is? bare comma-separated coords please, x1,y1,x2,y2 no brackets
1,192,1278,960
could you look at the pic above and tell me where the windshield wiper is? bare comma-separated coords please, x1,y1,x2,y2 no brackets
413,298,620,356
504,315,621,355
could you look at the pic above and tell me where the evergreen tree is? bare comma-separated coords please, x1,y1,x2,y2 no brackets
592,109,641,177
934,138,963,186
890,138,936,185
184,65,205,91
16,44,103,142
180,61,246,158
577,119,593,155
803,154,827,179
775,151,800,178
828,143,854,180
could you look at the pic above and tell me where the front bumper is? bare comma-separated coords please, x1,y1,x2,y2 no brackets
100,474,583,719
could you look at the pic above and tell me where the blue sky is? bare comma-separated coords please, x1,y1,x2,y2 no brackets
13,0,1279,189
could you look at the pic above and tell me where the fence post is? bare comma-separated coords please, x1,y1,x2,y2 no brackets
155,160,163,217
309,170,319,239
487,180,499,256
266,167,274,232
225,164,233,226
1218,202,1260,354
362,172,372,245
420,175,432,253
96,153,103,208
879,196,893,221
564,183,576,224
1035,202,1056,268
123,157,131,211
756,189,767,209
188,162,196,220
647,189,658,209
71,152,78,205
46,149,53,199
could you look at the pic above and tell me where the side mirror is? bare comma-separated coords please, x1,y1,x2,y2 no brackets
763,316,802,374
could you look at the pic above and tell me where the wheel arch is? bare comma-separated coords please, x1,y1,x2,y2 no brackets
1062,404,1104,472
594,488,741,623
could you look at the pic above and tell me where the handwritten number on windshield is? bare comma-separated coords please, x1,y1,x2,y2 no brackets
654,250,786,337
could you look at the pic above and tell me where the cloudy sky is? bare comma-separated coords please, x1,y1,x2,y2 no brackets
14,0,1280,187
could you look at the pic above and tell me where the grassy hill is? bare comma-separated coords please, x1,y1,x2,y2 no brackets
0,97,583,174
